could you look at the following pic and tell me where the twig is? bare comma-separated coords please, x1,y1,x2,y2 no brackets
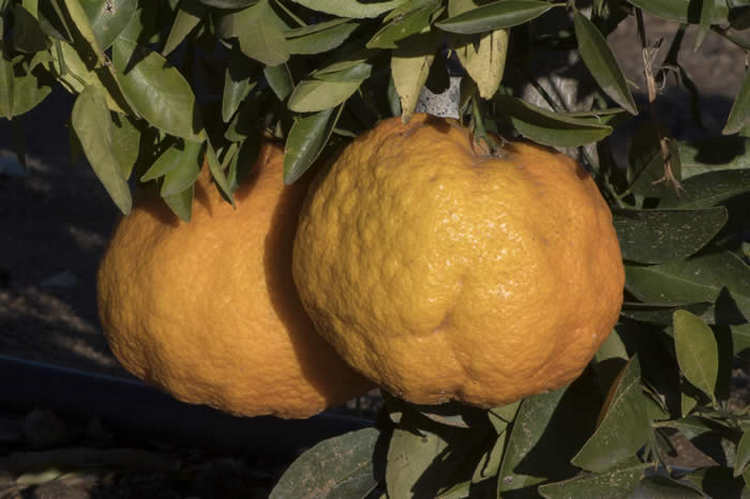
635,9,684,195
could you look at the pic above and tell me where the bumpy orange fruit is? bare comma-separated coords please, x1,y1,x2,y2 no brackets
97,143,372,419
292,114,624,407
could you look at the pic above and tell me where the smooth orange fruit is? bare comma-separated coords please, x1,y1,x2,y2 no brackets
97,143,372,419
292,114,624,408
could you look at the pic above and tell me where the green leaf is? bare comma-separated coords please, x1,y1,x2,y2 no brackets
62,0,109,65
736,431,750,477
693,0,715,51
71,86,132,215
153,141,203,197
662,415,715,440
472,430,506,486
199,0,254,7
222,60,257,123
627,0,728,24
495,95,612,147
613,207,728,264
204,141,235,205
681,392,698,416
572,357,649,472
284,105,342,184
222,1,289,66
391,33,440,121
723,70,750,135
286,21,358,55
288,79,363,113
626,252,750,314
288,0,406,18
162,1,204,56
437,0,553,34
264,64,293,101
386,426,450,498
732,323,750,357
163,183,193,222
12,4,50,53
113,35,202,140
620,301,714,326
658,169,750,209
627,125,682,198
539,463,649,498
673,310,719,404
573,11,637,115
453,28,508,100
630,475,706,498
678,137,750,179
594,330,629,363
80,0,137,50
366,2,439,49
0,47,15,120
109,113,140,179
270,428,380,499
498,388,566,494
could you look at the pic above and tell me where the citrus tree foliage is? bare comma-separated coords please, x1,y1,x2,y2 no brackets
2,0,750,496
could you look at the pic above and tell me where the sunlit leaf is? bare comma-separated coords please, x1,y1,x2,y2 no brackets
391,33,440,121
366,2,439,49
162,0,204,56
163,183,193,221
80,0,137,50
286,21,358,55
437,0,553,34
289,0,406,18
284,105,342,184
673,310,719,404
219,1,289,66
495,95,612,147
288,79,363,112
264,64,293,101
453,28,508,100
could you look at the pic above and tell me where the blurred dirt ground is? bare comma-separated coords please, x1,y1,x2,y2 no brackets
0,12,748,498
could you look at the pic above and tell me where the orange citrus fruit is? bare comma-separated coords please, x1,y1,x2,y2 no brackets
97,143,372,419
292,114,624,407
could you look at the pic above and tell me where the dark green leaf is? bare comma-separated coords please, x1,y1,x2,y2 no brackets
495,95,612,147
613,207,728,264
627,124,682,198
620,301,714,326
205,141,235,205
386,425,450,498
71,86,132,214
594,329,629,362
12,4,50,53
163,183,193,221
693,0,715,51
678,137,750,179
284,106,341,184
436,0,553,34
109,114,140,179
572,357,649,472
658,169,750,208
723,70,750,135
627,0,728,24
198,0,255,7
222,69,257,123
366,2,439,49
160,142,202,197
80,0,137,50
288,79,362,112
270,428,380,499
661,415,715,440
573,11,637,115
0,47,15,120
626,252,750,313
673,310,719,404
113,35,202,140
162,1,204,56
288,0,406,18
539,463,649,498
286,21,358,55
631,475,706,498
734,431,750,477
497,388,566,493
732,323,750,356
221,1,289,66
264,64,293,101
